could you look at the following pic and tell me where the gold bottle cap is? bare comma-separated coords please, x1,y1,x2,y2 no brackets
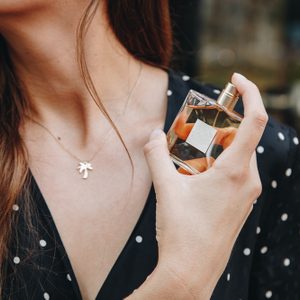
217,82,239,111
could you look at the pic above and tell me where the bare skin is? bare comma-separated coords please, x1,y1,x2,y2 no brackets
1,1,168,299
0,1,268,300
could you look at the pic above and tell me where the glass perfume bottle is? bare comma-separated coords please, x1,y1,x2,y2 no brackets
167,83,243,175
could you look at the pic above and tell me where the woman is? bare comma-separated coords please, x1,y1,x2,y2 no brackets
0,1,298,299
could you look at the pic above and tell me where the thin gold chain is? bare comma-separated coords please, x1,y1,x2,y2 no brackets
26,62,143,163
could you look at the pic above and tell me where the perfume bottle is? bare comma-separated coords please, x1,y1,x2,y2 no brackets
167,83,243,175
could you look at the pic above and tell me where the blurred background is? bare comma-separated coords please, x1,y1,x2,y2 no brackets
170,0,300,133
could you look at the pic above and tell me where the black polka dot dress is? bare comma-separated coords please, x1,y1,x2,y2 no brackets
3,70,300,299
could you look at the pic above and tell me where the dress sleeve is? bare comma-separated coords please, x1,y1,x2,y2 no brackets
248,128,300,300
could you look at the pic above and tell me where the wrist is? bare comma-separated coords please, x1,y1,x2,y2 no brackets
156,260,213,300
126,262,211,300
126,264,181,299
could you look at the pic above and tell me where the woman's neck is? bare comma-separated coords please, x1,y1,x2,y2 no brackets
0,1,142,125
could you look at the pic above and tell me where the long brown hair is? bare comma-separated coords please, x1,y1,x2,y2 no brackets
0,0,172,293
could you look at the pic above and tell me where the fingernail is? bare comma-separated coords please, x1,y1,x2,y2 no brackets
150,129,164,140
233,72,247,81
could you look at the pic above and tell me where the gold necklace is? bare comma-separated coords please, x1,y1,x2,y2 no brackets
27,63,143,180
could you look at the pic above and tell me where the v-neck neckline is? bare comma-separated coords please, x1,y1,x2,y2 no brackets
29,69,176,300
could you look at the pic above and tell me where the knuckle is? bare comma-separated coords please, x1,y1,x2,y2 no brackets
226,165,248,181
143,139,163,156
252,179,263,197
252,111,268,129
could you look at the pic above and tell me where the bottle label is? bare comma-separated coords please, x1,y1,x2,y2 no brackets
186,119,217,154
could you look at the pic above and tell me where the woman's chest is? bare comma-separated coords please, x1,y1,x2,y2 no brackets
28,141,153,299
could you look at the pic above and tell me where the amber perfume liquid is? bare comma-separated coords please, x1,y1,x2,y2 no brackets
167,89,242,175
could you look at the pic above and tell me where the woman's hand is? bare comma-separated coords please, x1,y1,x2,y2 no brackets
128,73,268,299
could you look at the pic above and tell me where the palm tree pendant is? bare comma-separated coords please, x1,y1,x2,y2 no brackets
77,162,93,179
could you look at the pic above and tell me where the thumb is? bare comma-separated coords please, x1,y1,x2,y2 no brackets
144,129,176,186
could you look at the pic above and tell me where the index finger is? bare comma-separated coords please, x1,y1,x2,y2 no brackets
227,73,268,162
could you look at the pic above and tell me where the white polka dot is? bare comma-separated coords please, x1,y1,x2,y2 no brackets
43,292,50,300
285,168,292,177
257,146,264,154
182,75,190,81
271,180,277,189
243,248,251,256
281,213,288,221
283,258,290,266
226,273,231,281
213,89,221,94
278,132,285,141
135,235,143,243
13,256,20,264
260,246,268,254
66,274,72,282
12,204,19,211
256,226,261,234
293,137,299,145
39,240,47,247
167,89,173,96
265,290,272,298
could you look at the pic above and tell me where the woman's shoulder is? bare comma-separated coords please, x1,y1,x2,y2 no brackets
168,69,300,181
